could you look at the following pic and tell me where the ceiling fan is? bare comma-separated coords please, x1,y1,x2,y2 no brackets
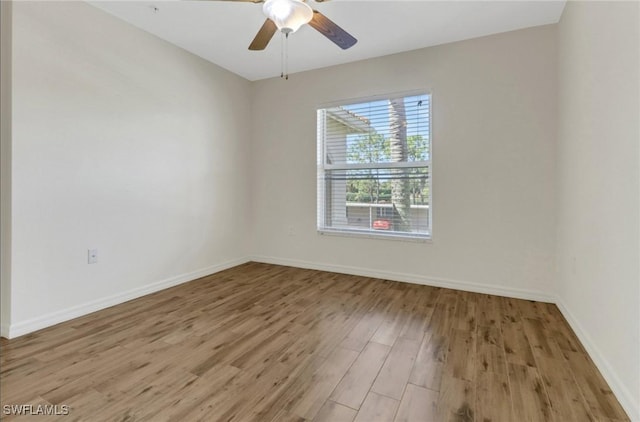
207,0,357,51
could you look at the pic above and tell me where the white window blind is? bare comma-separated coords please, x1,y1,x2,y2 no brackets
317,93,432,239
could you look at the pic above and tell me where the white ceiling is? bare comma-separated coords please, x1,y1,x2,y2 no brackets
90,0,566,81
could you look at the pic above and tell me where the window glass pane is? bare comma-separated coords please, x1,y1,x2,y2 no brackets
324,94,430,166
323,168,430,235
318,93,432,239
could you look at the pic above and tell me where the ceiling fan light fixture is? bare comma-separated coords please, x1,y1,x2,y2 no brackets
263,0,313,34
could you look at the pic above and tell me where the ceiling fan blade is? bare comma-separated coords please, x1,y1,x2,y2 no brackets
308,10,357,50
249,19,277,50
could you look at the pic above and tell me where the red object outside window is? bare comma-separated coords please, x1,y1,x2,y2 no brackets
373,219,391,230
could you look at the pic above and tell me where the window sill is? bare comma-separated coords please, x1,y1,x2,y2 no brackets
317,228,432,243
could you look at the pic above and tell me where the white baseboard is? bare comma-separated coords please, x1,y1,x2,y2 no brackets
5,257,249,339
555,299,639,422
250,255,554,303
0,322,9,338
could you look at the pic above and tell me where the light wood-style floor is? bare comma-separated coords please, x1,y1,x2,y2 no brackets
0,263,629,421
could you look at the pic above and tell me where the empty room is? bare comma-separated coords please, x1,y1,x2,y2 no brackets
0,0,638,421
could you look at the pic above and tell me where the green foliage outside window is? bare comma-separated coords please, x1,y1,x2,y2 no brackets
345,134,430,205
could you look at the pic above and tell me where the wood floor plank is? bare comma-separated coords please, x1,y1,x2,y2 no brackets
371,311,411,347
502,318,537,368
212,354,319,422
408,333,446,391
398,311,432,342
543,305,587,354
0,263,629,422
314,400,357,422
265,408,308,422
397,286,437,341
508,362,554,421
444,328,476,382
57,389,110,422
499,296,522,324
437,376,475,422
563,351,629,421
97,368,198,422
291,347,360,420
145,365,241,421
477,324,507,374
453,291,478,332
478,294,502,327
517,299,557,323
476,369,513,422
354,392,399,422
340,311,386,352
522,317,564,360
427,291,459,337
371,337,421,400
330,341,390,410
535,355,595,422
394,383,438,422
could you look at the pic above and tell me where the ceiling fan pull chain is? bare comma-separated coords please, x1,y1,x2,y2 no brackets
285,32,289,80
280,31,284,79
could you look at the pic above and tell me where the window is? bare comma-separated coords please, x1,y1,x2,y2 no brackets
317,92,432,240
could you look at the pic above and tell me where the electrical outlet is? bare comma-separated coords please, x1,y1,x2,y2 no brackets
88,249,98,264
287,225,295,236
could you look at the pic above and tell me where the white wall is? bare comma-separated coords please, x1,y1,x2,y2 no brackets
556,1,640,419
1,0,13,337
250,25,557,300
6,1,251,336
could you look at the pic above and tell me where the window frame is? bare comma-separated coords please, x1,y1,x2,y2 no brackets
316,90,433,242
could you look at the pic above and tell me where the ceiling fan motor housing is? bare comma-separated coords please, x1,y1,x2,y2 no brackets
263,0,313,33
